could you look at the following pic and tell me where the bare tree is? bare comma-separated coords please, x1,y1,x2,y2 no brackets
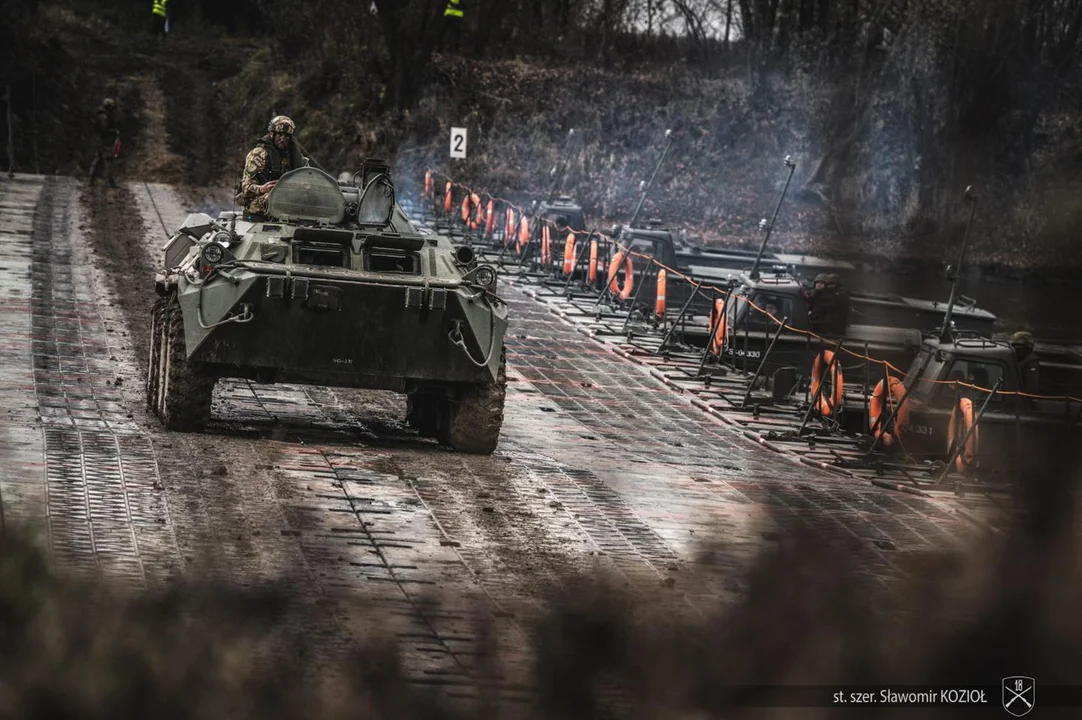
371,0,448,111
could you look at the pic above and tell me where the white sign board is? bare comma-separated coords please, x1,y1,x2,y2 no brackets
450,127,467,159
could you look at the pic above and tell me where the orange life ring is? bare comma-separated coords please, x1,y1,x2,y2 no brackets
517,216,530,254
709,298,726,356
869,376,909,448
588,239,599,284
563,233,576,275
655,269,667,319
948,397,978,474
810,350,844,416
485,199,495,236
460,192,481,228
444,182,452,214
606,250,634,300
424,170,433,200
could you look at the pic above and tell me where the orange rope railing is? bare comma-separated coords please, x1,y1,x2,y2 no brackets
422,168,1082,405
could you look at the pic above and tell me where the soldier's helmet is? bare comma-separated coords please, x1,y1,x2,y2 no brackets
102,98,116,109
1010,331,1035,349
267,115,296,136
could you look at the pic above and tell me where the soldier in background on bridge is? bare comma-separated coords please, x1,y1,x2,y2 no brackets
1010,331,1041,395
87,98,119,188
806,273,850,337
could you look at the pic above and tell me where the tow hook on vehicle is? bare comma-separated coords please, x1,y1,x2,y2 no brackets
448,319,465,345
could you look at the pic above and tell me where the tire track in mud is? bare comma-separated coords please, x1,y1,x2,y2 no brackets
217,381,535,700
206,373,715,700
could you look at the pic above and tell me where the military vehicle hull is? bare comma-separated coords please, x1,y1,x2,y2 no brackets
148,164,509,454
832,394,1082,480
881,402,1078,478
676,245,856,282
666,268,995,337
588,229,995,357
178,268,505,390
712,324,922,387
833,339,1082,478
847,291,995,335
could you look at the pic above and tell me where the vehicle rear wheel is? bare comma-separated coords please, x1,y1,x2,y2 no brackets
158,302,215,431
446,349,506,455
146,298,164,410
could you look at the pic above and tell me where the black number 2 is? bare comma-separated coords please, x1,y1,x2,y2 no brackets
453,134,464,151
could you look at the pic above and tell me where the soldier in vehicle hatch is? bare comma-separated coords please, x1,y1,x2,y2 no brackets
236,115,310,220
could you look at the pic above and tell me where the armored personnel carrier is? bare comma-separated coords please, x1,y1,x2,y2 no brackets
843,328,1082,479
534,194,587,240
147,160,509,454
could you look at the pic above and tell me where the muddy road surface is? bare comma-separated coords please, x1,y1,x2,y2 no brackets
0,173,993,706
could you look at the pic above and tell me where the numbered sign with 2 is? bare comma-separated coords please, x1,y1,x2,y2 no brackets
450,127,467,159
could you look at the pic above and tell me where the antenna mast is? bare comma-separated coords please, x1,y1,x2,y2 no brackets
546,128,576,203
628,128,673,229
939,186,978,342
747,155,796,280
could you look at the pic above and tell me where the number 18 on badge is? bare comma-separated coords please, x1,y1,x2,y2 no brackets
450,127,467,159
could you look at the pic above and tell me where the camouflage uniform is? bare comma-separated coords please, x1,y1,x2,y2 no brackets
88,98,118,188
236,115,308,219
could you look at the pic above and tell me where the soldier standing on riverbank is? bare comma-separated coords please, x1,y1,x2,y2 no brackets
87,98,119,188
151,0,168,41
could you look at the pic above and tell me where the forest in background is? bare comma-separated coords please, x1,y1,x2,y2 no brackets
3,0,1082,275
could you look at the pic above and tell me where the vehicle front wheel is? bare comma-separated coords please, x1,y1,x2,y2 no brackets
146,298,164,411
445,349,506,455
157,302,215,431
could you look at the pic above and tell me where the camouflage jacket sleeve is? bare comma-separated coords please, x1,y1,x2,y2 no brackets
237,146,270,212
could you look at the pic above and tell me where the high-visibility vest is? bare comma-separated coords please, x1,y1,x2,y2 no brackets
443,0,463,19
153,0,167,18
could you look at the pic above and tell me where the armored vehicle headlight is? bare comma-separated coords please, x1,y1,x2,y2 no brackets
202,243,224,264
474,265,496,289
